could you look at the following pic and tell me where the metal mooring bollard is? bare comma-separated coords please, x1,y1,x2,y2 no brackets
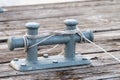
8,19,94,71
0,7,5,13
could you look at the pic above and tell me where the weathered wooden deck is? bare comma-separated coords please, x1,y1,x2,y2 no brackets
0,0,120,80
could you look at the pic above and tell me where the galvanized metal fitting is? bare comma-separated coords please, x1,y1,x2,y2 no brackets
8,19,94,71
8,37,15,51
0,7,6,13
0,7,4,13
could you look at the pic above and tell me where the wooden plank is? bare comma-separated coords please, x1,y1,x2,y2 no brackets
0,13,120,31
0,51,120,79
84,74,120,80
0,7,119,24
0,17,120,41
3,0,120,12
0,1,120,21
0,5,120,39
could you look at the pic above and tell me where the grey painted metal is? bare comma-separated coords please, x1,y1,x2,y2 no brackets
8,19,94,71
25,22,40,64
0,7,4,13
10,55,90,71
64,19,78,60
8,31,93,50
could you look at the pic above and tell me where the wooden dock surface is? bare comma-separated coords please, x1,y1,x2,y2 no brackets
0,0,120,80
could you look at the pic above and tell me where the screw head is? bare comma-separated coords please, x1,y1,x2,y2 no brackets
13,58,19,61
21,63,27,67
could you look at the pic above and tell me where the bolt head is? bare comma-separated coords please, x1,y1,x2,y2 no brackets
82,58,87,60
25,22,40,29
43,54,49,58
53,60,58,63
21,63,27,66
13,58,19,61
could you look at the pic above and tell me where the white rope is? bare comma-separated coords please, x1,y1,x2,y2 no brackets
23,34,58,54
27,29,78,53
23,29,78,54
23,27,120,63
29,34,55,49
76,26,120,63
40,44,59,53
25,29,79,49
51,29,79,35
37,29,79,35
23,34,29,52
57,49,64,56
